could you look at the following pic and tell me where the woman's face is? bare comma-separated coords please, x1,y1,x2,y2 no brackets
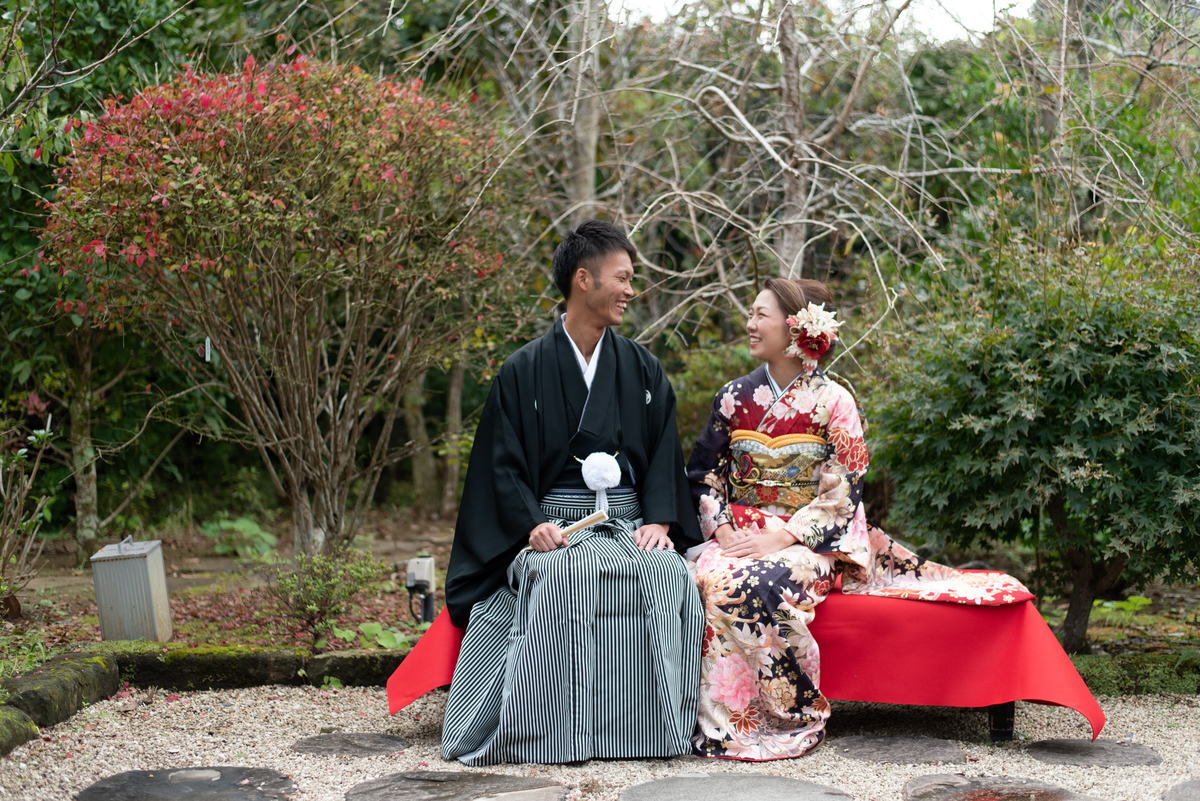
747,290,791,360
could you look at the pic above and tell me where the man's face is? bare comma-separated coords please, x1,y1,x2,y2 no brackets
576,250,635,328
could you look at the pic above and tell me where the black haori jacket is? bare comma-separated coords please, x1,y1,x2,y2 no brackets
444,317,703,627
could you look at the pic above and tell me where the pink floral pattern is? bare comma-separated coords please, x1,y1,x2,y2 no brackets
708,653,759,711
685,364,1033,761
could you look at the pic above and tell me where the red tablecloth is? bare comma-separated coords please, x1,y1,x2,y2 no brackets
388,593,1104,740
808,590,1105,739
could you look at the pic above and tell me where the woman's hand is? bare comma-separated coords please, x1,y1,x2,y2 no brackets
721,526,796,559
712,523,739,549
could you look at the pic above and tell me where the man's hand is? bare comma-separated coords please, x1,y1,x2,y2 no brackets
633,522,673,551
528,522,567,552
720,526,795,560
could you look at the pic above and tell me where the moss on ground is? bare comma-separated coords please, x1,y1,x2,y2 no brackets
1072,654,1200,696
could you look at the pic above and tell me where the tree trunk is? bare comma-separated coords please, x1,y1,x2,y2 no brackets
403,371,438,518
292,481,325,556
777,2,809,276
566,0,602,227
68,332,99,566
1061,546,1127,654
440,361,466,519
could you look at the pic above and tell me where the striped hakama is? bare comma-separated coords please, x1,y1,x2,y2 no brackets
441,488,703,765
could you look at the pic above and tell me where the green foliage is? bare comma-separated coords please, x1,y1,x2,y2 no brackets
1092,595,1153,625
0,625,47,685
670,343,759,454
199,515,277,561
261,549,386,651
330,621,408,649
0,423,54,598
874,245,1200,588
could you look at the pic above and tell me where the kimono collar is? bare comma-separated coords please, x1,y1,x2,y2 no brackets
561,313,604,390
765,365,803,398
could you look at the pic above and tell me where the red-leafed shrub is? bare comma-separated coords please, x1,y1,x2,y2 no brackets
39,56,527,553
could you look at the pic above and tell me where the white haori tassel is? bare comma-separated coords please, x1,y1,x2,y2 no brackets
580,451,622,513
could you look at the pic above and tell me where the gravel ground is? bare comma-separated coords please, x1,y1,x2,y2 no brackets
0,687,1196,801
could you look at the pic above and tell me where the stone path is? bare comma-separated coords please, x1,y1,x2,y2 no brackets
9,688,1197,801
902,774,1107,801
77,766,297,800
835,735,965,764
620,774,852,801
1165,780,1200,801
290,732,411,756
344,770,566,800
1026,737,1163,767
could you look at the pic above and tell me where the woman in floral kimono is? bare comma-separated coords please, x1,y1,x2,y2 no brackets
686,278,1030,761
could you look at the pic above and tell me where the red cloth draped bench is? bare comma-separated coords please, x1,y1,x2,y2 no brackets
387,583,1105,742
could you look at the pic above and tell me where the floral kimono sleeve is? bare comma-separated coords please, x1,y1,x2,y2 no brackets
782,382,871,556
686,383,737,539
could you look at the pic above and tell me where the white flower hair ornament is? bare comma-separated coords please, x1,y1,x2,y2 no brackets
784,303,843,371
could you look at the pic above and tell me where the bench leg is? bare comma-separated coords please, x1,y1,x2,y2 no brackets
987,702,1015,742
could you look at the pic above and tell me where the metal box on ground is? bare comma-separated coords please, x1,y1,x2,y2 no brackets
90,537,173,642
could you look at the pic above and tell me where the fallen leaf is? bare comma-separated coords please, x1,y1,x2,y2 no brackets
164,694,181,703
239,779,251,785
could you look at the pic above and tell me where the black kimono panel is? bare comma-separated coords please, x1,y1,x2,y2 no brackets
444,317,702,626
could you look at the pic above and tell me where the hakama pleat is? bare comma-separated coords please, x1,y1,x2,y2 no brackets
441,489,703,766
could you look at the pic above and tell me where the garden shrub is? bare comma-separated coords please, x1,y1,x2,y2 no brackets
38,55,529,554
262,549,386,651
874,246,1200,653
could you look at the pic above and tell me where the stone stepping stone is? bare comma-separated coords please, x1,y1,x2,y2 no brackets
346,770,566,800
621,775,851,801
1026,737,1162,767
1165,780,1200,801
834,734,965,764
904,774,1107,801
78,767,296,800
291,731,411,755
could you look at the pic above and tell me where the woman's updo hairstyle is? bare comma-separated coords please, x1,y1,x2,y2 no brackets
762,277,808,317
797,278,834,313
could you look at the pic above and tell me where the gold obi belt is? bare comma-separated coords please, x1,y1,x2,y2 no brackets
728,431,828,515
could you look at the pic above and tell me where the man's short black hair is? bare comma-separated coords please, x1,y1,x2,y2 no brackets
551,220,637,301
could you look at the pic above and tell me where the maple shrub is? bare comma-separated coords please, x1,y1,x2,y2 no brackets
39,56,525,554
873,248,1200,654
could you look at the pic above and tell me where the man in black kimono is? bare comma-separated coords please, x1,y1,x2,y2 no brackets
441,220,704,765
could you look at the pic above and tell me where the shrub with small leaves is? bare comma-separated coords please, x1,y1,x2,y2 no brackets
874,246,1200,654
262,549,387,651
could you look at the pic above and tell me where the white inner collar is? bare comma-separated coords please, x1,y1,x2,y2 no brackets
563,314,603,390
765,365,801,398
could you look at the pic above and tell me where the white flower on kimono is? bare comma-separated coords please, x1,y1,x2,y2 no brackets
731,623,788,676
779,612,815,643
809,400,832,428
707,652,758,712
752,384,774,408
719,390,737,420
778,587,813,613
763,677,797,710
787,386,820,415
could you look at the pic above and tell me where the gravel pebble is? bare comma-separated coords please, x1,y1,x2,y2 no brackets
0,687,1196,801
